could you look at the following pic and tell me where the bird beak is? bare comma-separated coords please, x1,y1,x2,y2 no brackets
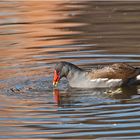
53,81,58,87
53,70,60,87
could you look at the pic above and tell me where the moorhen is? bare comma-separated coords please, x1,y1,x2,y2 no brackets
53,61,140,88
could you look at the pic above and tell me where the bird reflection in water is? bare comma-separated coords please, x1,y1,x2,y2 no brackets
53,88,77,107
53,89,61,105
53,85,140,107
53,88,74,107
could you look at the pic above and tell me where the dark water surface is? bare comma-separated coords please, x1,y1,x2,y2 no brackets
0,1,140,139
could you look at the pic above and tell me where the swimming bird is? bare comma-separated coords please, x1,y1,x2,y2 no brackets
53,61,140,88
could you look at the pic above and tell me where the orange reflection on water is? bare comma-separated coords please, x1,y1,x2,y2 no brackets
0,1,85,80
53,89,61,105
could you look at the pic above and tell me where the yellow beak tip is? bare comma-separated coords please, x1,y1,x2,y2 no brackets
53,82,58,87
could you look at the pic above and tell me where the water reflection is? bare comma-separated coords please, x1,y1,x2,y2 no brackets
53,85,140,107
53,89,61,105
0,1,140,139
1,1,140,80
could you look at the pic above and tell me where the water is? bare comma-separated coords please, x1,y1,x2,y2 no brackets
0,1,140,139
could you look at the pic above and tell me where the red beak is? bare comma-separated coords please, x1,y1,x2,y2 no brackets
53,70,60,87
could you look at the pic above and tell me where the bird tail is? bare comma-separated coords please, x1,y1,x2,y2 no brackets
136,67,140,80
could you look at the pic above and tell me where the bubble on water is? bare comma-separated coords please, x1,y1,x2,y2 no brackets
113,123,117,126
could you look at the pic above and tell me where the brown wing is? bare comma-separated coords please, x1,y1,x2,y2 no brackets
89,63,139,81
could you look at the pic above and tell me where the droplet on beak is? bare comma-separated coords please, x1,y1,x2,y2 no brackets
53,81,58,87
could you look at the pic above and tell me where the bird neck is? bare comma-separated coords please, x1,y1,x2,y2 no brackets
66,65,85,81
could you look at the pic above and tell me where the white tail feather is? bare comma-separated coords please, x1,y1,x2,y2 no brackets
136,75,140,80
